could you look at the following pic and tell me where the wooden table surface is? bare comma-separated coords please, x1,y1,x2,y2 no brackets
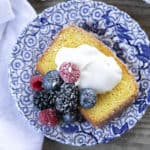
29,0,150,150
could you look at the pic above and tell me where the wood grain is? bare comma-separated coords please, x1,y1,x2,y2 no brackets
28,0,150,150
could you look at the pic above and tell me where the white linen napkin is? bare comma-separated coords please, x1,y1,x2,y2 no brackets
0,0,44,150
143,0,150,4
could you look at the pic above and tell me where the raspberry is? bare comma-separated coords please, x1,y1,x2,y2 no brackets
30,75,43,91
59,62,80,83
38,109,59,126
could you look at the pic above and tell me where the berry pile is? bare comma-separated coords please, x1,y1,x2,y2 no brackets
30,62,97,126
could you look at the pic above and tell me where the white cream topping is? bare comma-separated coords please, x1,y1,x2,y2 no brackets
55,44,122,94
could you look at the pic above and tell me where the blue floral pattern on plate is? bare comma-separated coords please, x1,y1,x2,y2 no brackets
9,0,150,146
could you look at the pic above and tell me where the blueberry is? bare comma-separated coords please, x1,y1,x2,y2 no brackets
63,112,76,123
43,70,63,91
80,88,97,108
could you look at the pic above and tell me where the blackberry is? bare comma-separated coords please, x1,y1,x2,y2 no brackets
43,70,63,91
33,90,57,110
55,83,79,113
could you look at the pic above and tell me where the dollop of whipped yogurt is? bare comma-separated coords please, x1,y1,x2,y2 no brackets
55,44,122,94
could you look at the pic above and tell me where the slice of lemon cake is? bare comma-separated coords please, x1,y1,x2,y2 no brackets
36,25,138,127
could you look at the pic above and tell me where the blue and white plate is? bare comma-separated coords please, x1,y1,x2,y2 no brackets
9,0,150,146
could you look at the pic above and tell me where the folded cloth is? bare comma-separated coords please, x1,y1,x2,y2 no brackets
0,0,15,24
0,0,15,41
0,0,44,150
